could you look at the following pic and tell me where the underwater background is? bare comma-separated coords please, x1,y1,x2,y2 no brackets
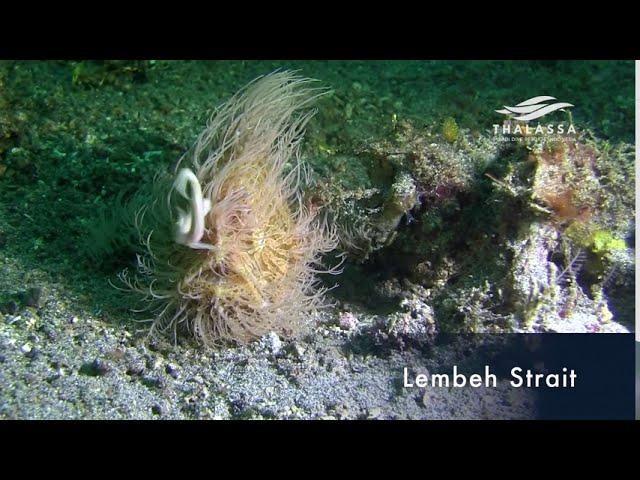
0,60,635,419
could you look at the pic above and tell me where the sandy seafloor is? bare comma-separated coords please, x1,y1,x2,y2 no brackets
0,253,537,419
0,60,634,419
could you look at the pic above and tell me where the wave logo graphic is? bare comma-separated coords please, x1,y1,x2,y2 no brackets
496,96,574,121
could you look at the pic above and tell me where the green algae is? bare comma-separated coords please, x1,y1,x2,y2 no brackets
0,60,634,335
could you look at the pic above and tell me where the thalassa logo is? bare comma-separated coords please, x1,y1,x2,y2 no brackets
495,96,573,121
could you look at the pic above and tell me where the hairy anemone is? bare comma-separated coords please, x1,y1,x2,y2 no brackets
118,71,340,346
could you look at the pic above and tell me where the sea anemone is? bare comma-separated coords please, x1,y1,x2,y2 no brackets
118,71,340,346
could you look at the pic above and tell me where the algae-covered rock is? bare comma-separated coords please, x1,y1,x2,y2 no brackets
318,119,635,334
